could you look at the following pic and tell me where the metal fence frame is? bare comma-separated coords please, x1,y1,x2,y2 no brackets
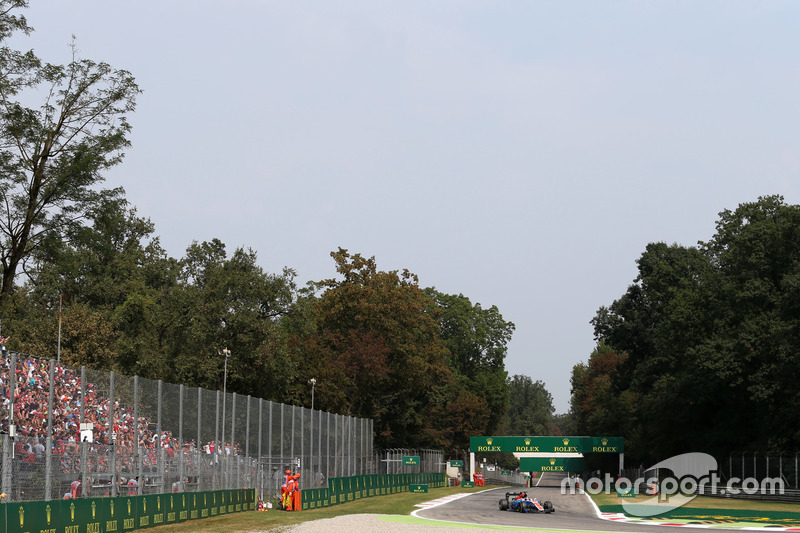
0,352,384,502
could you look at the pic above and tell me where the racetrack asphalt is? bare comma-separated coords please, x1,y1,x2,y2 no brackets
278,472,796,532
412,472,763,532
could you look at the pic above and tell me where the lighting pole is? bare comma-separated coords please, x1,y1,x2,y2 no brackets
309,378,316,411
220,348,231,455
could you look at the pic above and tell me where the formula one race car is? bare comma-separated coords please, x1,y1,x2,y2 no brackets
498,491,555,513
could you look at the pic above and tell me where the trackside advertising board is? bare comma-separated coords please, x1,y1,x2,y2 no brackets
519,457,586,472
2,488,256,533
470,436,623,454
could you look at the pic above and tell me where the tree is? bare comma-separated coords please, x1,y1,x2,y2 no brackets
589,196,800,460
0,1,140,307
164,239,298,397
568,343,636,444
425,289,514,436
305,249,455,448
502,375,555,436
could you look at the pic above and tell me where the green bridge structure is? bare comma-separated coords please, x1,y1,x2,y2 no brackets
468,436,625,477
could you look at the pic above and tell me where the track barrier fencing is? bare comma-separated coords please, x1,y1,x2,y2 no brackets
0,351,444,505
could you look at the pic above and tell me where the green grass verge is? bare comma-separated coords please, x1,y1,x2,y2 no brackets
150,486,485,533
590,491,800,512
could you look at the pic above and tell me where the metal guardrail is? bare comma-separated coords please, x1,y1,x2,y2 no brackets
697,485,800,504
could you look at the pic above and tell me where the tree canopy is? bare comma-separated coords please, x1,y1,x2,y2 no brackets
575,195,800,462
0,1,140,306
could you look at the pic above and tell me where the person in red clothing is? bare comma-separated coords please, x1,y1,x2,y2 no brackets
288,472,301,511
127,476,138,496
281,470,292,510
70,478,82,499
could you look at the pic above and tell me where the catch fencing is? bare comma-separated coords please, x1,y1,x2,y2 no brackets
0,352,380,502
621,453,800,490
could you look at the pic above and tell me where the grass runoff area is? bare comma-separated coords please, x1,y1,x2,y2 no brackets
590,491,800,527
147,485,486,533
147,487,800,532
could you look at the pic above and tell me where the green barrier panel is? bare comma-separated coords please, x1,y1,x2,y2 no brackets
232,489,241,513
6,500,51,533
197,491,212,519
209,491,220,517
135,494,154,529
329,476,341,505
61,498,98,533
0,489,252,533
108,497,137,532
247,488,256,511
153,494,168,528
219,490,229,516
165,493,183,524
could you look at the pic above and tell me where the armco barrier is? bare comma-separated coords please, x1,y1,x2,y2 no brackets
302,472,446,510
0,473,441,531
0,488,255,533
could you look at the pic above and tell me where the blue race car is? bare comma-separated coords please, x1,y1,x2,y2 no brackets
498,491,554,513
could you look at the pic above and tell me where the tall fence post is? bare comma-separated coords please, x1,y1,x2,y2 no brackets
80,366,87,497
44,358,55,501
110,371,117,497
2,353,16,500
290,405,295,471
280,403,284,468
179,384,185,492
300,406,305,478
214,389,220,491
245,395,251,489
157,379,163,492
326,411,331,482
257,398,262,500
197,386,202,490
230,391,237,489
134,375,142,495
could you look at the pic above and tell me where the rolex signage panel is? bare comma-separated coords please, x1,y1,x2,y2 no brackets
469,436,623,453
519,457,585,472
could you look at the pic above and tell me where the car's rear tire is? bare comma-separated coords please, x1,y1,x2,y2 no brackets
499,499,508,511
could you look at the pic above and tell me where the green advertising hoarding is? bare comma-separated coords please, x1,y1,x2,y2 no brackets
519,456,586,472
449,460,464,468
403,456,420,465
2,489,252,533
469,436,623,453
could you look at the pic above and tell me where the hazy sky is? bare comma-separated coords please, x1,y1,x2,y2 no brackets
16,1,800,413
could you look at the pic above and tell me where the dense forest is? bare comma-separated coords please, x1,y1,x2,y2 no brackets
570,195,800,463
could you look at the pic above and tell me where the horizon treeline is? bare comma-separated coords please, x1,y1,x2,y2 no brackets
570,195,800,464
1,195,558,450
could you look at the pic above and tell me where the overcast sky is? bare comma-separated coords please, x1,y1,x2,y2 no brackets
16,1,800,413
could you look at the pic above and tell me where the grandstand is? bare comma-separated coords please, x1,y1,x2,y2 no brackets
0,351,392,503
